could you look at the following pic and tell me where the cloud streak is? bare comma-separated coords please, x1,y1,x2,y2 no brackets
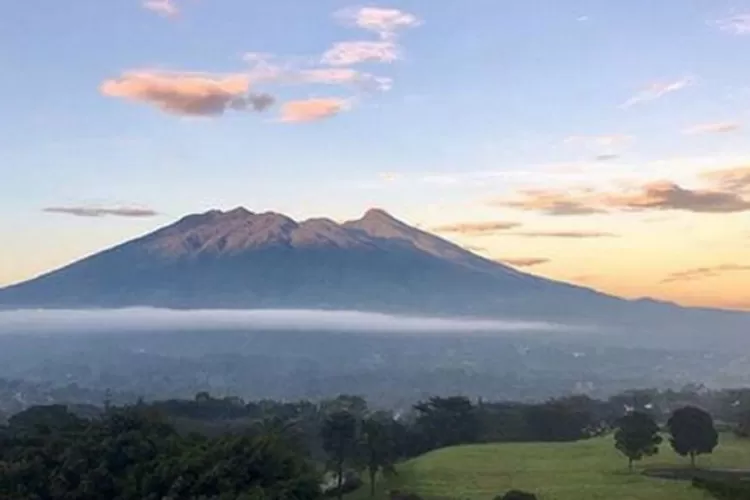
604,181,750,213
100,71,275,116
683,122,741,135
43,206,159,218
432,221,521,235
502,258,550,267
498,177,750,215
294,68,393,91
564,135,633,148
280,98,351,123
513,231,617,239
0,308,573,335
322,41,400,66
621,78,692,108
497,189,606,216
662,264,750,284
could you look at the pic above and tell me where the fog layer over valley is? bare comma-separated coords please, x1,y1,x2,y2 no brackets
1,308,749,416
0,308,576,335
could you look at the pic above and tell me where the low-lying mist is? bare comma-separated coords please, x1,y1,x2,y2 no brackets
0,308,586,336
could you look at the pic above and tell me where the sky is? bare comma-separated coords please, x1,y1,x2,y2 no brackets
1,0,750,310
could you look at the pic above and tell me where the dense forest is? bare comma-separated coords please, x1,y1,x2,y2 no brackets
2,389,750,499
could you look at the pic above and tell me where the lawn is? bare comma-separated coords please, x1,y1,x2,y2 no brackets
347,434,750,500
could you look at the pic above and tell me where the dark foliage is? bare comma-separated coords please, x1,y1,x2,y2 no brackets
668,406,719,467
321,411,359,500
0,405,321,500
412,396,480,451
693,478,750,500
614,411,662,470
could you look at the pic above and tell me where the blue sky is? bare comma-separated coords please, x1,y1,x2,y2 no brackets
2,0,750,309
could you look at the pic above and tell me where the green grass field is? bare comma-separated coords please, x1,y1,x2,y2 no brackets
348,434,750,500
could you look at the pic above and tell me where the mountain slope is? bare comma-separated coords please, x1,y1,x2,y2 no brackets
0,208,587,313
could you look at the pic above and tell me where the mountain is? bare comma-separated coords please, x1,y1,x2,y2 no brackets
0,207,748,344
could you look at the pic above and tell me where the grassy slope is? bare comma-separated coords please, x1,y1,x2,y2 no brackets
348,434,750,500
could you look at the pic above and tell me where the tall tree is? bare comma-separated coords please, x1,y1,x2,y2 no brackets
614,411,662,471
360,413,397,497
321,410,359,500
667,406,719,467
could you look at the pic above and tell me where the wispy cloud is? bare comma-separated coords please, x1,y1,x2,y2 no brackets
322,41,400,66
701,166,750,193
662,264,750,283
335,7,421,40
501,257,550,267
295,68,392,91
497,189,606,216
621,78,693,108
498,178,750,215
513,230,617,239
242,53,393,92
280,98,351,123
683,122,741,135
603,181,750,213
143,0,179,17
324,7,420,66
564,135,633,148
595,154,621,162
714,14,750,35
432,221,522,235
43,206,159,218
100,71,275,116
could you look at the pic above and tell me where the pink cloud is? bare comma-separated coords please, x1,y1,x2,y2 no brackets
280,98,351,123
683,122,741,135
100,71,275,116
143,0,179,17
336,7,421,39
322,41,400,66
295,68,392,91
621,78,693,108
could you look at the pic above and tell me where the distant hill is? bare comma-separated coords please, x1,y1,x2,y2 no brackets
0,207,748,345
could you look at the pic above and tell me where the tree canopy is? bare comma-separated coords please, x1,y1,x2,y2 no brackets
614,411,662,471
667,406,719,467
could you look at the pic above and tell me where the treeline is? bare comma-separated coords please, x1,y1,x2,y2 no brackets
0,404,321,499
2,390,750,499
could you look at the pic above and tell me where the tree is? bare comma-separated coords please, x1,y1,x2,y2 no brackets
360,413,397,497
413,396,478,451
667,406,719,467
523,400,594,442
614,411,662,471
321,410,359,500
